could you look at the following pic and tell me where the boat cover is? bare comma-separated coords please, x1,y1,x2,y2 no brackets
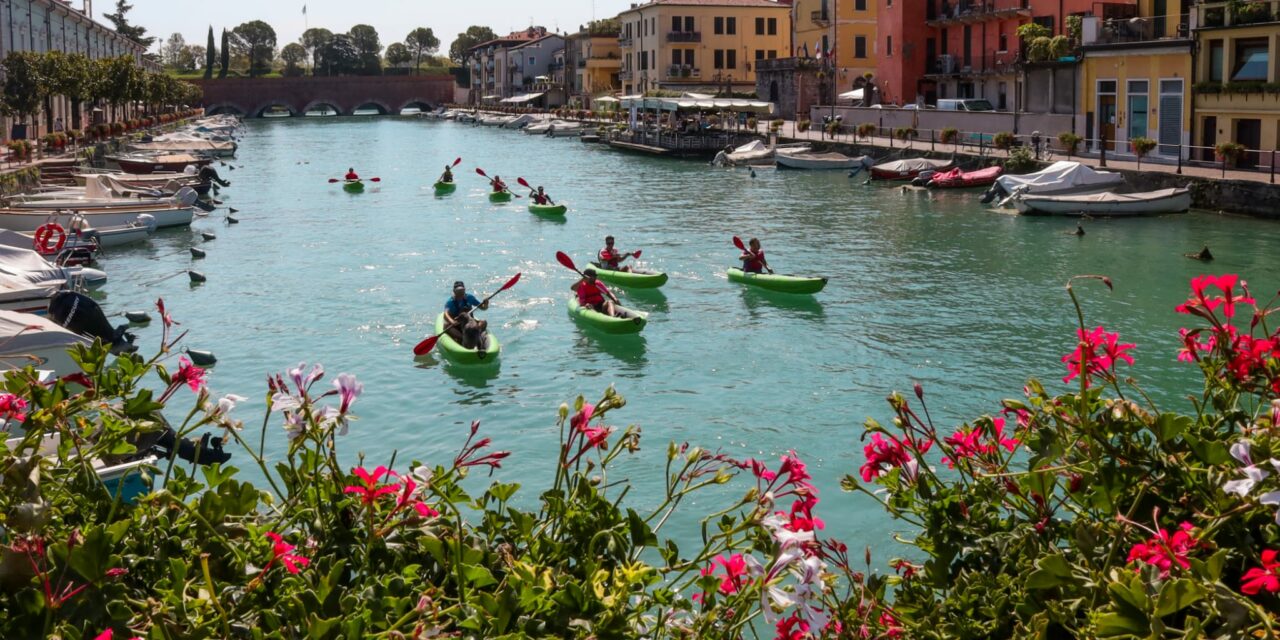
1023,187,1186,205
0,309,88,354
732,140,768,155
873,158,952,173
0,235,70,287
995,161,1123,193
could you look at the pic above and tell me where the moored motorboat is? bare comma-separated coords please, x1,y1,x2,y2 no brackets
870,157,955,180
776,149,870,170
567,298,648,334
722,140,810,165
489,191,513,203
589,263,668,289
108,153,213,174
0,203,194,232
432,313,500,364
1012,187,1192,216
925,165,1004,189
529,203,567,217
0,309,91,375
433,181,457,195
983,160,1124,203
727,267,827,294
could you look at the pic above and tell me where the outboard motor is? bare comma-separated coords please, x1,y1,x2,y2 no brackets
47,292,137,354
198,166,230,187
911,170,937,187
979,183,1007,204
173,187,199,207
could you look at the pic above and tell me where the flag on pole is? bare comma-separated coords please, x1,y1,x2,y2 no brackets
814,40,823,60
302,4,307,14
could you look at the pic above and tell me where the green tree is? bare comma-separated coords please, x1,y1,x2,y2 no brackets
385,43,412,71
218,29,230,78
1,52,48,140
231,20,278,78
103,0,154,49
449,25,497,64
301,28,333,74
43,51,96,130
204,26,215,79
348,24,382,75
404,27,440,74
318,34,361,75
162,33,186,68
280,43,307,77
185,45,204,72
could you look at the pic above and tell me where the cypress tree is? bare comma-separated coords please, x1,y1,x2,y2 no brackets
203,26,215,79
218,29,230,78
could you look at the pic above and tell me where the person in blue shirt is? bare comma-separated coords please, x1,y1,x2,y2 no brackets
444,281,489,349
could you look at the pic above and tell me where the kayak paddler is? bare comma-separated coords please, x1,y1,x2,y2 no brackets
598,236,633,273
530,186,556,205
345,167,359,181
439,165,454,184
572,268,620,317
489,175,509,194
443,281,489,349
739,238,773,274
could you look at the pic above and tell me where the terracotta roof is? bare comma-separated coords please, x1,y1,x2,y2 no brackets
509,34,564,50
620,0,789,11
469,28,551,52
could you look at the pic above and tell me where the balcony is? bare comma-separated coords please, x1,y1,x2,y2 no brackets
618,36,634,48
666,31,701,43
619,69,633,81
586,56,622,69
754,57,820,73
927,0,1030,26
810,10,830,26
1197,0,1280,29
666,64,701,79
1082,14,1191,47
925,51,1020,76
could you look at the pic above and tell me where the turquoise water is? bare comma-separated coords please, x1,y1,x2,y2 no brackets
99,117,1280,547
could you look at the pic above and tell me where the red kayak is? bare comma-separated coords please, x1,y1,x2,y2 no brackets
927,165,1003,189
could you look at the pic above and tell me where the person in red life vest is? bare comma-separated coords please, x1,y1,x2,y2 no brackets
597,235,634,272
572,268,619,316
739,237,772,274
344,167,359,180
490,175,508,193
530,186,555,205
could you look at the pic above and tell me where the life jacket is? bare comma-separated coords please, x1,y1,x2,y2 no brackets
533,193,548,204
743,249,765,273
345,172,359,180
577,280,606,306
599,248,621,270
492,181,506,193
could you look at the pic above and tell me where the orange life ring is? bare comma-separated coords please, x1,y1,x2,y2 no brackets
33,223,67,255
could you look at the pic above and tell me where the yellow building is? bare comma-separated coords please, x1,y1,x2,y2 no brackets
616,0,791,94
566,30,622,107
1192,0,1280,166
791,0,877,81
1078,1,1192,160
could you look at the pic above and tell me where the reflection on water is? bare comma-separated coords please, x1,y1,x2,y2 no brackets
621,287,669,313
739,287,826,322
571,329,648,369
444,361,503,392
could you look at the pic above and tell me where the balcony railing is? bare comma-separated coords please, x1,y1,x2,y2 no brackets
618,36,634,48
666,65,701,79
927,0,1031,25
1084,14,1191,45
1197,0,1280,28
666,31,701,43
925,51,1021,76
810,10,830,25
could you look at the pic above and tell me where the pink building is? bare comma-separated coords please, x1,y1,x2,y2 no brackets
876,0,1136,108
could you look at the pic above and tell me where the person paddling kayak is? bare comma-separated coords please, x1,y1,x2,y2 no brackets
345,167,359,181
439,165,454,184
530,186,556,205
572,268,620,317
443,281,489,349
739,238,773,274
598,235,634,273
489,175,509,194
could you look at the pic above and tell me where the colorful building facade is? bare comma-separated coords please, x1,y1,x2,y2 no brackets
1192,0,1280,166
792,0,878,80
467,27,550,104
565,29,622,108
617,0,791,95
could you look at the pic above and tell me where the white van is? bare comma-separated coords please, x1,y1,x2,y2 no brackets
936,99,996,112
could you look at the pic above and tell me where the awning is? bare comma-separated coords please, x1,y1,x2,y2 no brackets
681,92,715,99
619,96,774,114
500,92,546,104
594,96,620,103
838,89,864,100
481,95,499,100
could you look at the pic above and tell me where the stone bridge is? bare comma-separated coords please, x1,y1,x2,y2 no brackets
189,75,455,118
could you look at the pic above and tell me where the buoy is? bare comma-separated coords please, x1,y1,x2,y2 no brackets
190,247,206,258
227,216,239,224
228,207,239,214
1074,224,1086,237
124,311,151,324
188,270,206,283
185,348,217,366
1184,245,1214,261
201,232,216,241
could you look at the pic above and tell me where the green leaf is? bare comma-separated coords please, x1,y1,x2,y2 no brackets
1183,433,1231,465
1154,579,1204,618
1025,554,1077,590
627,509,657,547
307,613,341,639
1095,611,1150,637
461,563,497,588
1153,413,1191,444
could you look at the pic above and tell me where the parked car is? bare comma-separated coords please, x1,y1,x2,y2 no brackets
936,99,995,112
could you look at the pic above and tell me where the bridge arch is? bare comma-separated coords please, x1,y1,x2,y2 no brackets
301,99,345,116
206,102,249,116
251,102,297,118
350,99,393,115
397,98,436,114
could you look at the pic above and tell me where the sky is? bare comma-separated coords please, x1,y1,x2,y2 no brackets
121,0,632,57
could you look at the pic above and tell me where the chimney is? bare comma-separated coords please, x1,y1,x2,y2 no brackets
83,0,92,16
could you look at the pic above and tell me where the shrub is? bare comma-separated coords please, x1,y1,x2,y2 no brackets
1058,131,1083,156
797,119,811,132
939,127,959,144
993,131,1017,150
893,126,917,141
1004,144,1036,172
1216,141,1247,164
856,122,877,139
746,116,758,129
1130,136,1157,168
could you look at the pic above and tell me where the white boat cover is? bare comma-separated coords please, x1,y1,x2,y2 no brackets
0,238,70,287
995,161,1123,193
874,157,953,172
732,140,768,155
1024,187,1186,205
0,310,87,354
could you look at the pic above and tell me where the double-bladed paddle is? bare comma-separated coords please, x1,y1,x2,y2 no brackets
732,236,773,274
516,177,556,205
555,252,620,305
412,272,521,356
475,167,519,197
328,177,381,183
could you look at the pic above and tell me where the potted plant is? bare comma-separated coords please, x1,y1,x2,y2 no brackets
746,116,758,130
1215,141,1246,168
1130,136,1157,169
856,122,876,141
1058,132,1083,157
67,129,83,145
940,127,959,145
826,120,841,136
797,119,811,132
7,139,32,160
993,131,1017,150
894,126,917,141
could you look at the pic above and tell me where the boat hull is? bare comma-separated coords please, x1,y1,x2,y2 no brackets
489,191,513,203
529,203,567,216
568,298,648,334
433,313,500,364
776,153,865,170
1014,188,1192,216
0,206,193,232
111,157,213,174
727,267,827,294
589,263,668,289
433,181,456,195
343,181,365,193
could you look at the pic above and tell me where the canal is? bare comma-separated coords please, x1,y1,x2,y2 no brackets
99,116,1280,549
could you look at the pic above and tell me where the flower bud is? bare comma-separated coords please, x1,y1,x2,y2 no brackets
559,403,570,420
913,382,924,401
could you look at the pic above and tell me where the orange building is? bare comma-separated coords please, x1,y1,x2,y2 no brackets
876,0,1136,107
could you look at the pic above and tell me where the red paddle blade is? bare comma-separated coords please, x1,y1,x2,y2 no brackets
517,177,531,189
370,177,381,182
328,178,339,183
633,250,642,258
732,236,747,252
555,251,578,272
452,157,462,166
475,167,488,177
412,335,439,356
498,272,522,292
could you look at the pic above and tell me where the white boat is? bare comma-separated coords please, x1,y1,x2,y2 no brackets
72,170,202,190
869,157,955,180
988,161,1124,202
1012,187,1192,216
0,236,107,287
478,114,516,127
776,149,871,170
5,184,197,212
0,310,91,375
504,114,548,129
131,135,236,157
0,203,193,232
5,431,157,503
722,141,810,165
546,122,587,138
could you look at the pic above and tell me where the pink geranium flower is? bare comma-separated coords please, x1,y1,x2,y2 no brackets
172,357,206,392
1062,326,1134,388
1242,549,1280,596
263,531,310,574
0,393,28,423
344,466,400,505
1127,521,1199,578
859,433,912,481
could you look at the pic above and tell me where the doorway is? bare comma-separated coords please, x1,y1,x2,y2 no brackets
1097,80,1117,151
1127,80,1148,146
1237,118,1262,168
1202,116,1217,162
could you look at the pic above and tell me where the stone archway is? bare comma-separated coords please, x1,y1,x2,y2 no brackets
251,102,297,118
206,102,249,116
350,99,393,115
397,98,435,114
301,99,345,116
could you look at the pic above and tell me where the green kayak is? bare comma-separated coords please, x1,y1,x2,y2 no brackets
727,267,827,294
529,203,568,216
589,262,668,289
568,298,647,334
489,191,513,203
343,180,364,193
433,313,500,364
433,181,456,194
